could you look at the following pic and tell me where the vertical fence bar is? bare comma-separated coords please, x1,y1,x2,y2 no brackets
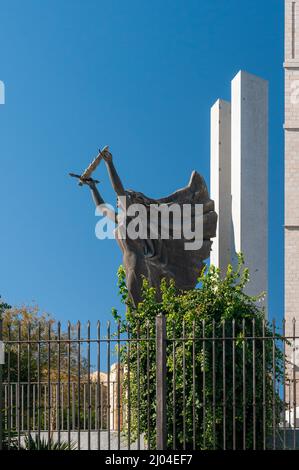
94,382,97,431
21,385,24,431
212,319,216,450
192,320,196,450
0,317,3,451
67,322,71,450
27,323,31,449
72,382,75,432
47,323,51,449
97,321,101,450
242,318,246,450
288,378,291,433
100,379,103,437
262,319,266,450
112,382,115,432
182,319,186,450
77,321,81,450
107,321,111,450
232,319,236,450
117,320,121,450
146,320,151,449
44,384,47,431
57,322,61,448
172,320,176,450
293,318,296,450
156,313,167,450
7,325,11,449
137,321,141,450
252,318,256,450
283,318,286,450
222,320,226,450
126,321,130,450
37,323,41,449
14,384,16,431
272,319,276,450
61,384,64,430
11,384,14,433
202,319,206,449
92,383,94,431
4,386,7,437
83,384,86,430
33,385,35,431
55,383,58,434
11,385,13,433
87,321,91,450
17,322,21,449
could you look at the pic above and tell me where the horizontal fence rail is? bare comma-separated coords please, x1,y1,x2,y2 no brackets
0,316,298,450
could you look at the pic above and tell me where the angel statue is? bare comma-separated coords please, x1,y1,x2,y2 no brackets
70,147,217,306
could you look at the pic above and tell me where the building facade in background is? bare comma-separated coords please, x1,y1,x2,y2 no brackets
285,0,299,331
285,1,299,416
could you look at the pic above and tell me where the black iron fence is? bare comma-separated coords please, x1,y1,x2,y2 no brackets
0,315,298,450
2,381,115,431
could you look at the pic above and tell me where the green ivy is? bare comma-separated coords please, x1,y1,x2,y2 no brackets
112,254,284,450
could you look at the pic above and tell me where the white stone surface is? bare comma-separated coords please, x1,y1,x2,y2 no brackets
285,0,299,340
23,431,146,450
210,99,231,276
231,71,268,306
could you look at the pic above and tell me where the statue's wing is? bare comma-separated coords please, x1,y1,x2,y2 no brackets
141,171,217,291
155,171,211,206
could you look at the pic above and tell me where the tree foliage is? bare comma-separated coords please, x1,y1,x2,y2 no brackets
0,300,90,432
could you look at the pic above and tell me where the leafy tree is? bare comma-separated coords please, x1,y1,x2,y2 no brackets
0,301,90,433
113,255,284,450
1,303,89,383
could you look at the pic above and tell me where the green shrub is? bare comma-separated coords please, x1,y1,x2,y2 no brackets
113,254,284,450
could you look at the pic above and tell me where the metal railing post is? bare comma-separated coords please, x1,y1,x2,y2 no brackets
156,313,167,450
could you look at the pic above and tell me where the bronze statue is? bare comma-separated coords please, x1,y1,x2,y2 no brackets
70,147,217,306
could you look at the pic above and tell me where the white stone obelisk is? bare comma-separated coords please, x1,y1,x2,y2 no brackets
231,71,268,304
210,99,232,276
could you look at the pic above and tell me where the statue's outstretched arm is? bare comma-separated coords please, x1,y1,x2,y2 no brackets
102,151,126,197
86,180,117,223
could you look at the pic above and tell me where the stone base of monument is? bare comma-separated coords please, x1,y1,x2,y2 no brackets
21,431,146,450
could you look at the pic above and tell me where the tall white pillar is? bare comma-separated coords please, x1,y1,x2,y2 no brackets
231,71,268,304
210,99,232,276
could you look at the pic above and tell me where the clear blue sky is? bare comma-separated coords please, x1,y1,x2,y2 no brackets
0,0,284,328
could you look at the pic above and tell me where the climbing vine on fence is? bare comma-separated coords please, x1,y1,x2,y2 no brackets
112,254,284,450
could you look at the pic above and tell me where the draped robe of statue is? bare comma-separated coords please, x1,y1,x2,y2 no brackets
84,155,217,307
115,171,217,305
